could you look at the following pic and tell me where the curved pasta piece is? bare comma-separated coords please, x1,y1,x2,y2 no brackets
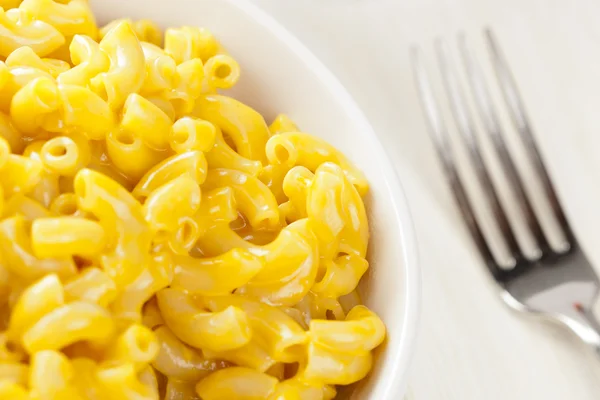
299,341,372,386
169,58,204,117
266,132,369,196
31,216,106,259
0,216,76,281
58,84,116,140
102,19,162,46
22,140,61,208
203,54,240,90
294,292,346,322
156,287,251,352
312,254,369,299
105,129,166,182
8,274,64,344
171,117,216,153
10,76,61,135
205,295,308,363
5,46,69,78
105,324,159,371
202,340,275,373
22,301,115,353
205,124,262,176
269,114,299,135
152,325,229,381
0,112,24,153
70,358,106,400
171,248,264,296
3,193,50,220
30,350,81,399
64,267,117,308
143,175,201,233
309,305,385,355
122,93,172,150
74,168,152,287
308,163,369,257
90,21,145,110
0,66,53,113
165,379,201,400
40,136,85,177
20,0,97,38
139,42,177,96
238,219,319,307
203,168,279,230
138,366,160,399
195,367,278,400
259,164,290,204
0,8,65,58
96,363,156,399
133,151,207,199
57,34,110,87
193,187,237,230
193,223,252,258
269,379,337,400
194,95,270,162
164,26,219,64
110,251,172,324
280,165,313,222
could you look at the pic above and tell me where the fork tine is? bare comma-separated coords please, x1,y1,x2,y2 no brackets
485,29,574,248
457,33,550,258
434,39,524,265
410,47,508,280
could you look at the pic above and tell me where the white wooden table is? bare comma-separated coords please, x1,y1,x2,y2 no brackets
251,0,600,398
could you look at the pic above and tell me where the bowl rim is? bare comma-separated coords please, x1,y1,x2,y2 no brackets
226,0,420,397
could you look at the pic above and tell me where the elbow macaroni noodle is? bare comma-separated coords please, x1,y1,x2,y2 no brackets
0,2,386,399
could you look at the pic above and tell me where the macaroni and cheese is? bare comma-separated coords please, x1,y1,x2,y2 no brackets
0,1,386,398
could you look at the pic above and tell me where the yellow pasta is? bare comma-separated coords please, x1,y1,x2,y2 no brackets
74,168,152,287
194,95,271,163
203,168,279,230
164,26,218,64
5,46,70,78
171,248,263,296
203,54,240,90
22,301,115,353
29,349,81,398
170,116,216,153
63,267,117,308
90,20,145,110
101,19,162,46
157,287,251,352
0,381,28,400
195,367,278,400
0,215,76,281
19,0,97,39
266,132,369,196
105,324,159,371
57,34,110,87
10,76,60,135
31,216,107,259
122,93,173,150
0,7,64,58
105,129,166,182
152,325,227,382
0,8,384,399
133,150,207,199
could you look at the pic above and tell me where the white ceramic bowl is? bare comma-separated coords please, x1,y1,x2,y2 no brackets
91,0,420,398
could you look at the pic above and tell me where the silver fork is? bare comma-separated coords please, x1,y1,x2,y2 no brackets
411,29,600,355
